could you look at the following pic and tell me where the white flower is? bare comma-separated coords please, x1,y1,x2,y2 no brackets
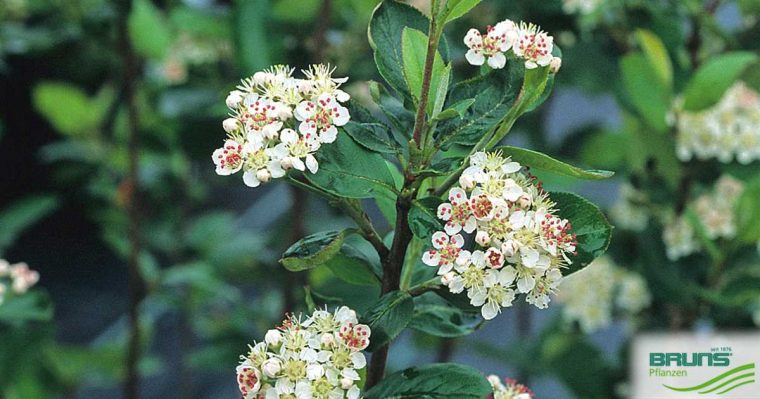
463,20,517,69
242,95,285,140
212,140,244,176
276,128,320,174
675,81,760,164
489,375,534,399
437,187,477,235
513,22,554,69
423,151,576,316
236,361,262,399
236,307,370,399
295,94,350,144
241,136,287,188
422,231,469,274
663,215,698,261
223,117,240,133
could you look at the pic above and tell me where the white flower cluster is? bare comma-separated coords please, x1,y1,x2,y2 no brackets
663,175,744,261
487,375,533,399
557,256,651,333
214,64,351,187
675,81,760,164
424,151,577,319
236,306,369,399
609,183,650,232
0,259,39,305
562,0,603,15
464,20,561,70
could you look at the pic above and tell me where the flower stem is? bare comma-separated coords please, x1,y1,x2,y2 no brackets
410,12,441,149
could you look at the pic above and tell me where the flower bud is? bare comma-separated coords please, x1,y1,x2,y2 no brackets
459,174,475,190
320,333,335,347
261,358,281,378
340,378,354,390
516,194,532,209
475,230,491,247
280,157,294,170
264,329,282,346
501,240,519,258
335,89,351,103
549,57,562,74
223,118,239,133
253,71,270,85
226,90,244,109
256,169,271,184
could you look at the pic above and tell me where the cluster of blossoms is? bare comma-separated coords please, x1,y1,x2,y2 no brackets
663,175,744,261
487,375,534,399
0,259,39,305
214,64,351,187
424,151,578,319
235,306,369,399
464,19,561,70
557,256,651,333
674,81,760,164
609,183,650,232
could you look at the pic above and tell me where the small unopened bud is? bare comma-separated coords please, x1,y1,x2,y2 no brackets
223,118,239,133
549,57,562,74
501,240,519,258
298,79,314,94
256,169,271,183
262,358,281,378
340,378,354,390
277,105,293,120
264,329,282,346
226,90,244,108
280,157,294,170
475,230,491,247
517,194,532,209
459,174,475,190
253,71,269,85
320,333,335,347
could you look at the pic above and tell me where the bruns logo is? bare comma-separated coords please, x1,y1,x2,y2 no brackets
650,352,731,367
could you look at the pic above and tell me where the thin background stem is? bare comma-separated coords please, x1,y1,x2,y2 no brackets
116,0,144,397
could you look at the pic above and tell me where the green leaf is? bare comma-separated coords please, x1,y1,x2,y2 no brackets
409,294,481,338
280,230,349,272
369,1,448,101
128,0,172,59
440,0,483,23
306,133,397,198
735,176,760,243
436,63,522,146
682,52,758,111
236,0,271,73
324,245,381,286
620,53,670,132
32,82,110,137
401,27,448,113
342,122,397,154
0,196,57,254
360,290,414,352
408,197,443,241
433,98,476,122
169,6,231,38
0,292,53,324
363,363,492,399
635,29,672,89
496,146,614,180
550,192,612,274
431,63,453,117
